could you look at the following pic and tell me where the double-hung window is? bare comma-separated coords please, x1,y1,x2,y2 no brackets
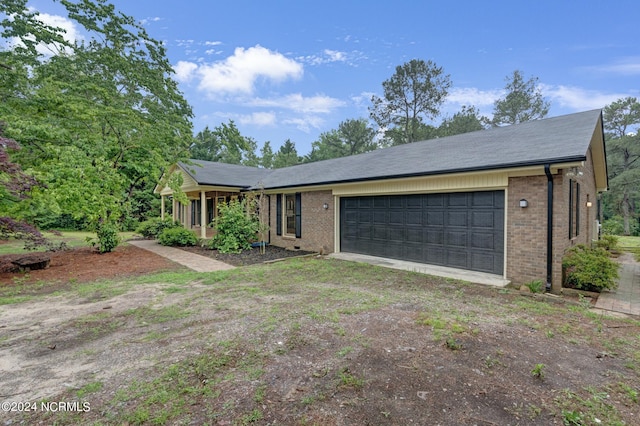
277,193,301,238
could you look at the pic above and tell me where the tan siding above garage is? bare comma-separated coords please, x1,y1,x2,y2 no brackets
331,171,510,197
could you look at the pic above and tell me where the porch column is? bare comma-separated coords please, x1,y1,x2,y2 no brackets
200,190,207,239
160,195,165,220
172,199,176,222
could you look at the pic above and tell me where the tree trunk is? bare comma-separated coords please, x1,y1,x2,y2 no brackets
622,191,631,236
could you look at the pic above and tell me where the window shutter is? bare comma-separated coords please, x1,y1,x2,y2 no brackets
276,194,282,236
295,192,302,238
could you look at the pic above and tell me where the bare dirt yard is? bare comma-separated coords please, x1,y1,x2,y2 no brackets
1,244,639,425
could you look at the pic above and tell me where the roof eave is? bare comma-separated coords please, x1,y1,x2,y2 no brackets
247,156,588,191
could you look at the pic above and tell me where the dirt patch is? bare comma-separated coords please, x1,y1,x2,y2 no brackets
0,249,639,425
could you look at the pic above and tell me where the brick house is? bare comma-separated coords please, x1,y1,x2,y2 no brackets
156,109,608,292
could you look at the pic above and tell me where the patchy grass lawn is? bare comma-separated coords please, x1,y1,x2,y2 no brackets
618,236,640,261
0,231,138,255
1,257,639,425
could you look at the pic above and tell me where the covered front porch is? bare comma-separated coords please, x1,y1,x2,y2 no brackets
160,190,238,239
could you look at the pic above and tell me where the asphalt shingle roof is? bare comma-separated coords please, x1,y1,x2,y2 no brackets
182,109,603,191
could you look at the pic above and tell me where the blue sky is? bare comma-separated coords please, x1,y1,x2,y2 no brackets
20,0,640,155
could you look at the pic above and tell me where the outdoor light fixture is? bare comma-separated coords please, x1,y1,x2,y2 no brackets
323,202,329,210
519,199,528,208
565,166,583,178
586,201,593,208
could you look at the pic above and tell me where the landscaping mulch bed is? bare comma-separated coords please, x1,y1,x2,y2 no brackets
178,244,316,266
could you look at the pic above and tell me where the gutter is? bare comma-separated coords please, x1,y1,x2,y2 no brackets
544,164,553,292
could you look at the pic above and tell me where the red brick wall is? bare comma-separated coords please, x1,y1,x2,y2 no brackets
268,190,334,254
507,151,599,292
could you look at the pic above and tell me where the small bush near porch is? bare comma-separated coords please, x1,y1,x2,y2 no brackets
209,198,259,253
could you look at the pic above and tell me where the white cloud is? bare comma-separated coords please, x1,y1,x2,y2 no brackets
238,112,277,127
173,61,199,82
540,84,628,110
447,87,503,107
249,93,345,113
205,41,223,46
282,115,326,133
140,16,161,25
586,57,640,76
197,45,303,95
298,49,364,66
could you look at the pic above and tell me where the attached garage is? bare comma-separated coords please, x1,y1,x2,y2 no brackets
339,191,504,275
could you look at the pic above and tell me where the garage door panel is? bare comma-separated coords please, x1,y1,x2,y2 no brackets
426,247,445,264
446,250,469,268
427,194,445,206
426,229,444,245
447,193,468,207
372,226,388,240
471,211,495,228
472,191,497,206
446,230,468,247
340,191,504,275
471,252,497,273
373,197,388,208
406,211,423,226
471,232,497,250
404,243,424,262
447,211,468,227
388,227,405,242
425,211,444,226
389,196,403,208
373,211,388,224
406,227,424,243
389,211,404,225
386,243,404,258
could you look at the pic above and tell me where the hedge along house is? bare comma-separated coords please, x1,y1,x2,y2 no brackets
156,110,608,292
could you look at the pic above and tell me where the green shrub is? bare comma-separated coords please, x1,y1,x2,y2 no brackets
210,198,259,253
594,234,619,252
87,222,120,253
136,217,181,239
158,227,198,247
562,245,619,292
526,280,544,293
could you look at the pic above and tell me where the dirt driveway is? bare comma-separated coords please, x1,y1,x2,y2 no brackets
1,246,639,425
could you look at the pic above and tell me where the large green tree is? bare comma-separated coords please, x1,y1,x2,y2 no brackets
1,0,193,243
491,70,550,126
437,105,488,137
273,139,301,168
190,120,254,165
369,59,451,145
306,118,377,162
259,141,274,169
603,97,640,235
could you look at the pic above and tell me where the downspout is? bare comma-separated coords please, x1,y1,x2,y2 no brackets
544,164,553,292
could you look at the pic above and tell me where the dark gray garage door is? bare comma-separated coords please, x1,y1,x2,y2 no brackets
340,191,504,275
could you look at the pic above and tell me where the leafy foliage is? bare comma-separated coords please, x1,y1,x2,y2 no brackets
211,198,259,253
272,139,301,168
491,70,550,126
594,234,620,252
94,222,120,253
190,121,256,165
135,217,182,239
158,227,198,247
305,118,377,162
562,245,619,292
1,0,192,236
437,106,488,137
370,59,451,145
602,97,640,236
